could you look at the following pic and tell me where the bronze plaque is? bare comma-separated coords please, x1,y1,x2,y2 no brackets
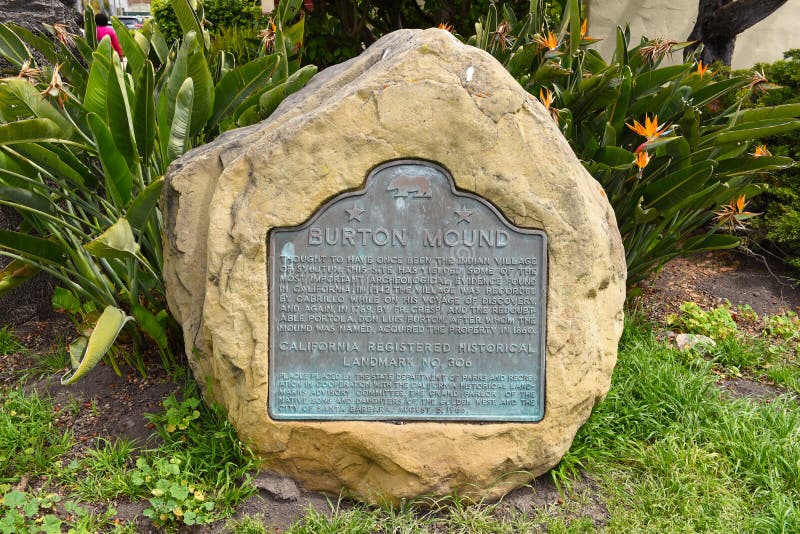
268,160,547,421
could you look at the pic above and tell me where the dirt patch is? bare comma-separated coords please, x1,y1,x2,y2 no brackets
637,251,800,324
717,377,793,402
497,473,609,528
33,364,179,450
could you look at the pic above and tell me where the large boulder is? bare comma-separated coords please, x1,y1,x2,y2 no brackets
163,28,626,503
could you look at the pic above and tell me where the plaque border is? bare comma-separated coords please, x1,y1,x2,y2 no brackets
267,159,548,423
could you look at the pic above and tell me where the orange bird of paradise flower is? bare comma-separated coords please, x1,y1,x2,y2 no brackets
535,31,559,51
634,151,651,170
714,194,759,231
627,114,670,141
696,60,712,77
752,145,772,157
539,87,559,121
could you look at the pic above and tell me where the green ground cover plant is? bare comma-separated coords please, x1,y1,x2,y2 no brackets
666,300,800,392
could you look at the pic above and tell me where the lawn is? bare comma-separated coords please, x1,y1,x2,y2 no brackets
1,300,799,532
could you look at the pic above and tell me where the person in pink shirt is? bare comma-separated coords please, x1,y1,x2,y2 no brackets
95,13,124,57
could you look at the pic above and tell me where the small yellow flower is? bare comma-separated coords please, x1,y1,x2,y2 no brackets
194,490,205,501
752,145,772,157
535,31,559,51
634,151,651,170
626,114,670,141
696,60,711,77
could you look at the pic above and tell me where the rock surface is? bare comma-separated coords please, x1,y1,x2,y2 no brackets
163,28,626,503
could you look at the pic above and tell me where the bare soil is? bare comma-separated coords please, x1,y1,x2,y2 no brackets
1,250,799,531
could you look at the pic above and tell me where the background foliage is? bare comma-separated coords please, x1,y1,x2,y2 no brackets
742,50,800,272
466,1,798,285
0,0,315,382
301,0,565,68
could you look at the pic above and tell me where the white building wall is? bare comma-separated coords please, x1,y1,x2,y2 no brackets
587,0,800,68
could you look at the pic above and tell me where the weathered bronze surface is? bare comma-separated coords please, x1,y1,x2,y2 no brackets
268,160,547,421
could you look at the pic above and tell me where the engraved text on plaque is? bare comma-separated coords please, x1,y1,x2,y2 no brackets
268,160,547,421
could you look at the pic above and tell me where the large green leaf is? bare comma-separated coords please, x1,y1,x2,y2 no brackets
169,0,205,45
127,178,164,231
0,118,61,145
643,161,715,210
593,146,635,168
52,286,81,315
0,24,31,68
0,259,38,296
84,218,140,259
0,184,56,216
208,55,279,130
0,78,74,138
7,143,88,188
84,7,97,49
682,233,740,254
692,76,748,108
186,39,213,136
167,78,194,164
715,156,795,177
87,112,133,207
0,229,65,263
61,306,134,385
709,119,800,146
111,17,147,75
631,65,689,99
258,65,317,117
106,54,139,169
84,39,113,118
131,304,169,352
730,103,800,123
133,61,156,165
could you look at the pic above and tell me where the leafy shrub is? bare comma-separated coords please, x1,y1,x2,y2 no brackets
468,2,799,284
153,0,268,46
0,0,315,382
742,50,800,271
300,0,567,68
0,490,63,534
132,456,216,528
667,302,739,340
137,386,257,528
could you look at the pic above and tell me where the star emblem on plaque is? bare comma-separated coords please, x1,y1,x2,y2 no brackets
454,206,473,224
345,204,365,221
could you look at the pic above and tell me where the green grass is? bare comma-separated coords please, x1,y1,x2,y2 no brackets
559,322,800,531
1,309,799,532
0,389,74,483
0,327,21,356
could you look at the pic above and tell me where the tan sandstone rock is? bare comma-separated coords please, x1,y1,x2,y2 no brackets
163,28,626,503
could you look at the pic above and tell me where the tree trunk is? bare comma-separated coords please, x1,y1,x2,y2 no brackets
686,0,789,65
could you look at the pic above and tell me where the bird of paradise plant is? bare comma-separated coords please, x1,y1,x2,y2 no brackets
468,0,799,285
0,0,316,383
